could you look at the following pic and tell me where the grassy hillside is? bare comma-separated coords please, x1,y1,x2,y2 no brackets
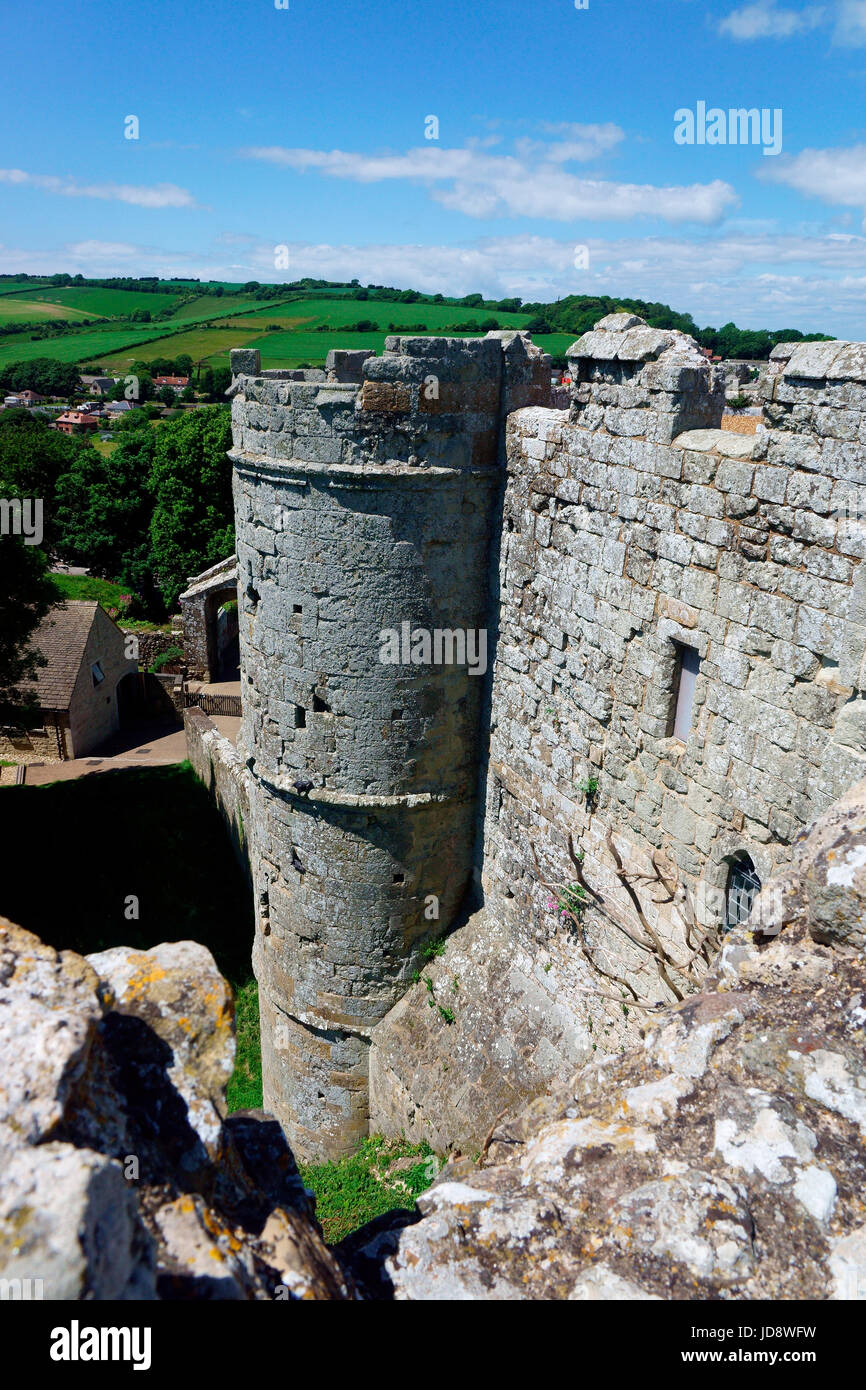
0,279,52,295
0,297,95,323
21,286,186,316
0,325,174,367
0,276,834,375
246,297,530,330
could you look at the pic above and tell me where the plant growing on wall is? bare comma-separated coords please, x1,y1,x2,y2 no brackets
577,774,600,808
532,828,722,1016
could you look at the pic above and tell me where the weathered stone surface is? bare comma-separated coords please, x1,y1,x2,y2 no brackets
0,925,102,1151
86,940,235,1162
230,335,550,1160
0,919,350,1300
673,428,761,459
219,308,866,1180
230,348,261,376
384,785,866,1299
0,1142,155,1300
369,910,593,1153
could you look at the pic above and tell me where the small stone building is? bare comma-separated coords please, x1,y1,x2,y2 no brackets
0,601,137,763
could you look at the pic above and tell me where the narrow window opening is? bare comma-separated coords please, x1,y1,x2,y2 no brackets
293,604,302,614
669,642,700,741
392,709,404,721
294,705,306,729
312,692,330,713
91,661,105,688
726,855,761,929
392,872,405,885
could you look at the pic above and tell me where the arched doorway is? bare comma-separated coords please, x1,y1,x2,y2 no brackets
726,853,761,929
215,599,240,680
204,586,240,682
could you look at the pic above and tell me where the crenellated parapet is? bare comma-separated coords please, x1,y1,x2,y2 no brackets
567,311,726,441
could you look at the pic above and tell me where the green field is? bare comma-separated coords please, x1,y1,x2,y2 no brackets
0,297,95,323
248,297,530,331
0,279,52,295
22,286,186,317
166,294,270,322
534,332,579,358
252,329,386,367
0,325,172,368
99,323,265,371
0,281,576,375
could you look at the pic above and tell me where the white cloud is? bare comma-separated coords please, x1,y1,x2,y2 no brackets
718,0,866,43
241,136,738,226
834,0,866,43
719,2,826,39
3,226,865,337
0,169,198,208
760,145,866,226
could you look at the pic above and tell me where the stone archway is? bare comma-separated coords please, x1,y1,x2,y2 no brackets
209,589,240,681
179,557,239,684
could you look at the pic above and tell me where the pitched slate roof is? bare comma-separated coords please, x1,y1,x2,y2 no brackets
28,602,99,711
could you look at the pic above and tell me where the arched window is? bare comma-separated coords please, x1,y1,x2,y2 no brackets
726,854,761,929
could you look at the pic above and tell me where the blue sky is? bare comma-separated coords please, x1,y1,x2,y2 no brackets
2,0,866,333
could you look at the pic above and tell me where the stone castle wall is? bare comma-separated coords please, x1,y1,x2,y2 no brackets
228,333,550,1160
368,316,866,1151
222,317,866,1163
481,321,866,926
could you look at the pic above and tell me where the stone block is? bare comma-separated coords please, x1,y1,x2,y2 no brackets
231,348,262,376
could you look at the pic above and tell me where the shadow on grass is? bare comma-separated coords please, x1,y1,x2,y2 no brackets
0,760,260,1110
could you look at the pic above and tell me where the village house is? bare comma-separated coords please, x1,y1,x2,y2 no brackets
54,409,100,434
152,375,190,393
0,602,138,764
88,376,118,397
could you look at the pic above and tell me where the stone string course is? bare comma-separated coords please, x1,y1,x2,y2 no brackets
221,316,866,1161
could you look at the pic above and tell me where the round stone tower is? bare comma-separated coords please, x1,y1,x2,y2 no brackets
228,335,548,1159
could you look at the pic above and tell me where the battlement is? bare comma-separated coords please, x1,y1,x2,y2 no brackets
229,331,550,479
566,311,726,441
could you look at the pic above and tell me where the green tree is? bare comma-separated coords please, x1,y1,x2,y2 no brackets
0,412,84,549
149,407,234,609
158,384,177,407
0,357,82,398
202,366,231,402
55,426,157,602
0,536,57,724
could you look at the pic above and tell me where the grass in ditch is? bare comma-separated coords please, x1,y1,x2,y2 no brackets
300,1136,442,1245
